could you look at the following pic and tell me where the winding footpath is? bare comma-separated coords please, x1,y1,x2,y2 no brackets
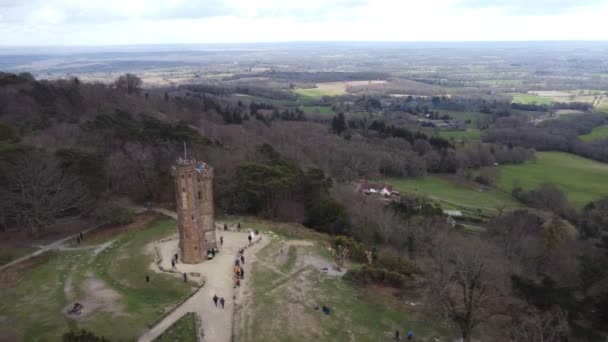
138,208,268,342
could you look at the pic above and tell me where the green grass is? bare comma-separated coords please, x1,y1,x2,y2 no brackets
439,110,482,123
497,152,608,208
0,219,194,341
0,246,37,266
239,239,453,342
438,129,481,142
580,125,608,142
511,94,555,105
280,246,297,273
380,176,522,213
294,83,346,100
302,106,335,115
153,312,197,342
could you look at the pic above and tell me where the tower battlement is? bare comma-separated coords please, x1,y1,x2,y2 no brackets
173,158,216,264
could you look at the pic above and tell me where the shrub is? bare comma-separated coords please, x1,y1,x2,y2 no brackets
344,266,410,288
92,204,134,225
62,329,108,342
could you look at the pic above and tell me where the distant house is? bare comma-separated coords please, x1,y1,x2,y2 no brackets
443,210,462,228
442,210,463,217
359,179,400,197
418,119,465,131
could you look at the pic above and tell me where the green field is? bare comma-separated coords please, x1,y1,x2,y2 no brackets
497,152,608,208
154,312,197,342
438,129,481,142
302,106,335,114
294,82,346,100
511,94,555,105
380,176,522,212
237,237,453,342
580,125,608,142
596,99,608,114
0,219,194,341
439,110,482,124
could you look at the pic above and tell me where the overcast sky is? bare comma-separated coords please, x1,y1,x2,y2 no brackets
0,0,607,45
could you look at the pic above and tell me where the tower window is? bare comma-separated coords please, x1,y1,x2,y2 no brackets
198,191,201,200
182,187,185,192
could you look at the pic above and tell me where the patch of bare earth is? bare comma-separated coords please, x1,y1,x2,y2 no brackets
63,271,124,319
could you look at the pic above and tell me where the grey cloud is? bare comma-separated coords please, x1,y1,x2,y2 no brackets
454,0,606,15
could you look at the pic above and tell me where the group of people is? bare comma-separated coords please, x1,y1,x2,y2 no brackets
212,294,226,309
233,251,245,287
222,222,242,231
395,329,414,341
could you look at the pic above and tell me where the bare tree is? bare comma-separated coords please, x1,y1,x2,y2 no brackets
332,244,349,271
2,154,90,235
113,73,143,94
510,306,569,342
423,235,509,342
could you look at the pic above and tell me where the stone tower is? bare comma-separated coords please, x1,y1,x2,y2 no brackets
172,158,216,264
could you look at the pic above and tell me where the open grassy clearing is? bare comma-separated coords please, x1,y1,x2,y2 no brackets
497,152,608,208
153,312,198,342
237,237,453,342
379,176,522,213
579,124,608,142
302,106,335,114
0,218,194,341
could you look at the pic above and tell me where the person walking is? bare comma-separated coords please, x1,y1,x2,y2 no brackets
241,255,245,264
145,275,150,283
224,223,228,231
240,268,244,279
220,297,225,309
237,223,241,231
248,235,252,245
174,254,179,263
394,330,400,340
213,294,218,307
79,232,84,241
407,330,413,341
220,236,224,246
183,272,187,282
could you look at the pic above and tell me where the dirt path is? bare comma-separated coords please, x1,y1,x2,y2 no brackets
138,227,268,342
0,221,108,272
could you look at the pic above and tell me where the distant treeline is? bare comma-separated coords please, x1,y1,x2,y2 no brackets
181,83,297,100
483,114,608,163
511,102,593,112
227,70,389,83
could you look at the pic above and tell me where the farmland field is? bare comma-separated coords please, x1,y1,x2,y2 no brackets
379,176,522,212
511,93,555,105
579,125,608,142
294,80,387,100
497,152,608,208
302,106,335,114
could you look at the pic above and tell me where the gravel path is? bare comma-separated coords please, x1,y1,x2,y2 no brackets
138,228,268,342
